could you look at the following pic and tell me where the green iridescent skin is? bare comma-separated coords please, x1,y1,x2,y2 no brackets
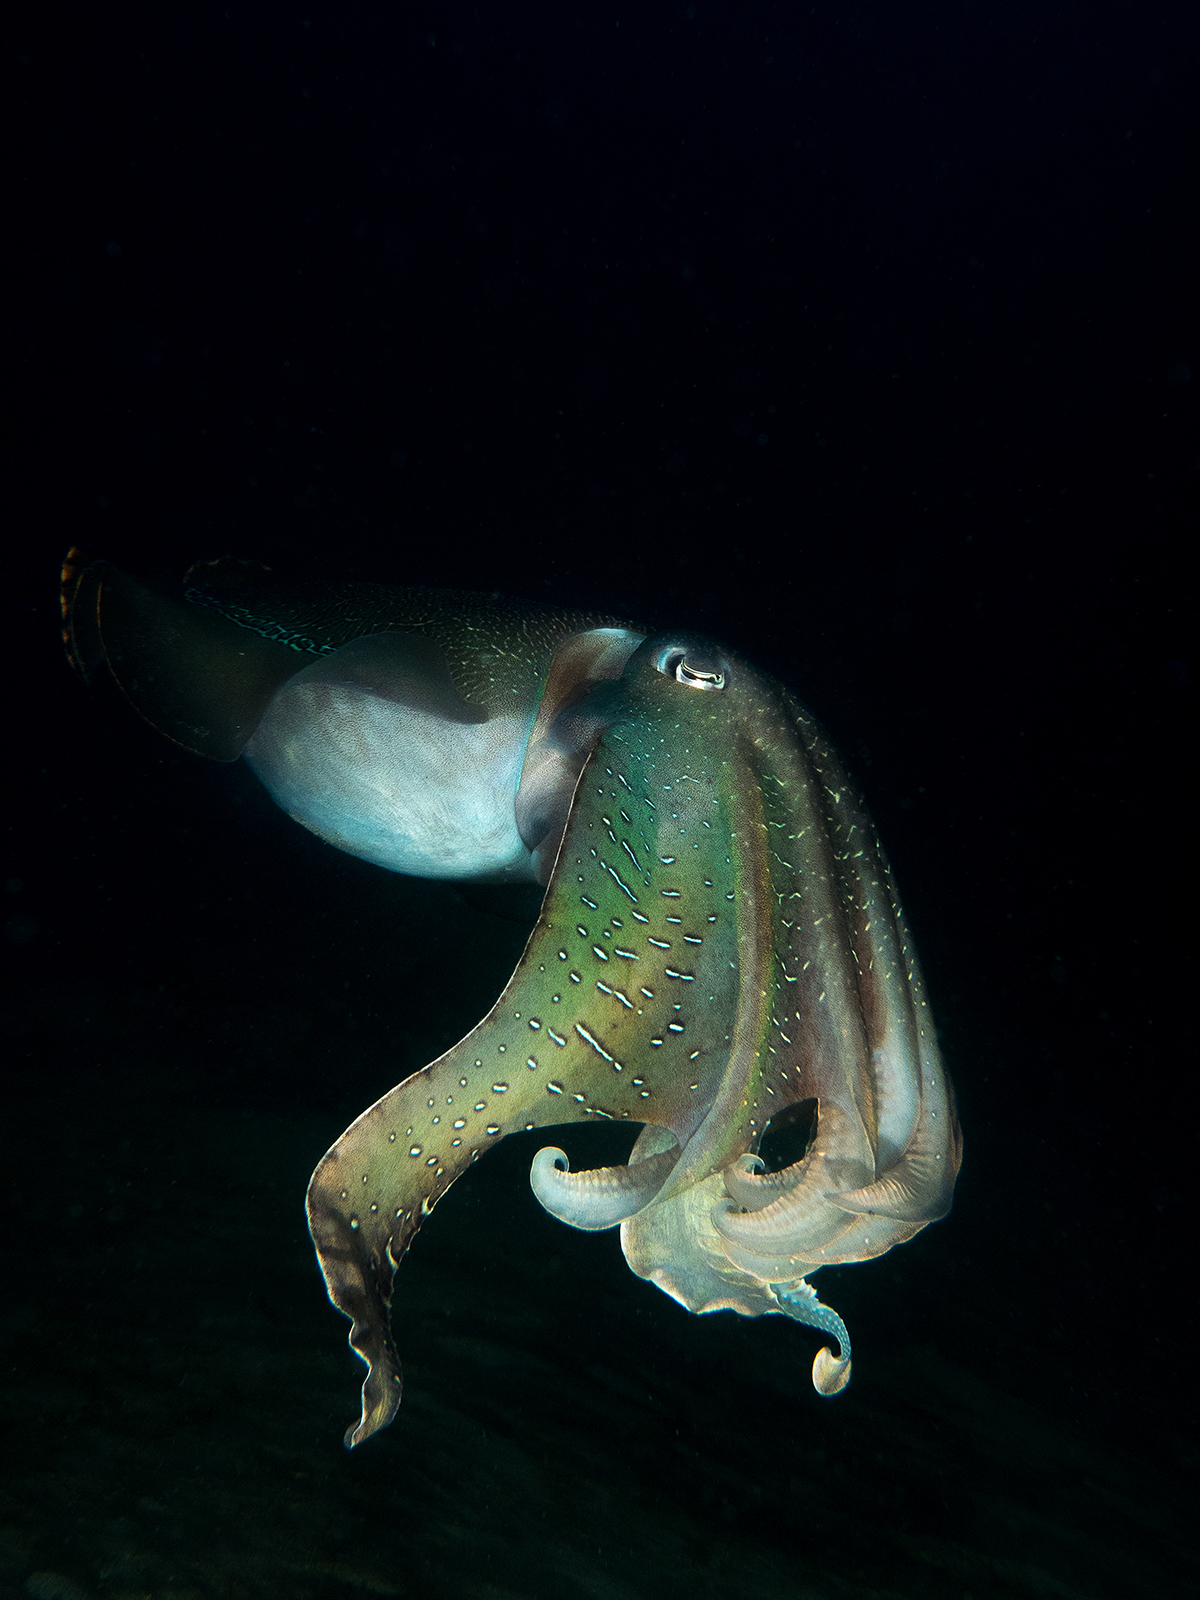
60,553,961,1449
306,636,962,1446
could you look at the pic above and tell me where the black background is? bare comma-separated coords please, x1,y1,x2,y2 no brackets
4,3,1195,1598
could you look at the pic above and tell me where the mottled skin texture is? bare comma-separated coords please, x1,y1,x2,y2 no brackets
61,554,962,1450
306,636,961,1446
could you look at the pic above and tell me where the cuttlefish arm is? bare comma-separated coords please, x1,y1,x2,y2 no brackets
305,662,720,1441
61,554,961,1443
306,632,964,1445
609,675,962,1397
306,635,779,1445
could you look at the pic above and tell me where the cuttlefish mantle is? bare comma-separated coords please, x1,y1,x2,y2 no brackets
62,550,962,1447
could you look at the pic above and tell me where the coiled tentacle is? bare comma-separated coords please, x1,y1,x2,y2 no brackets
772,1279,852,1396
530,1143,680,1231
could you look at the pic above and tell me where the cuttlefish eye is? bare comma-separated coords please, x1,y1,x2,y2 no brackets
653,645,728,691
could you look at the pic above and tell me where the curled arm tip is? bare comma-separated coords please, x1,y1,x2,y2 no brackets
772,1279,853,1397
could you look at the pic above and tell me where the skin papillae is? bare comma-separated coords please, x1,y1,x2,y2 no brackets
62,550,962,1448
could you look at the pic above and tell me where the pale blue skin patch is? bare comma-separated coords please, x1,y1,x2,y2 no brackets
243,626,646,884
247,685,538,880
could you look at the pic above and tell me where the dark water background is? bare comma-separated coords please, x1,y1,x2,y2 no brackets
4,3,1195,1597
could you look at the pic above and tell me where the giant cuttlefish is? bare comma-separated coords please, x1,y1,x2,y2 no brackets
62,551,962,1446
